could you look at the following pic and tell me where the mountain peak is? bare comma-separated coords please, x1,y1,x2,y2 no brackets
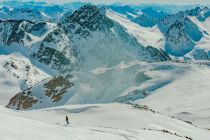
141,7,166,18
186,6,210,21
62,4,114,38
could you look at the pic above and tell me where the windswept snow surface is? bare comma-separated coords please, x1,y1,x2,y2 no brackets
1,103,210,140
107,10,165,49
139,62,210,129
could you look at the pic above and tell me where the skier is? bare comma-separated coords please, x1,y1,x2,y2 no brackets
66,116,69,125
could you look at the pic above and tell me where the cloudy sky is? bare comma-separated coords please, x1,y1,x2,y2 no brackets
31,0,210,5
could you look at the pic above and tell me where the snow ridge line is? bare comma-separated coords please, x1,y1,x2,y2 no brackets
143,128,193,140
132,103,198,127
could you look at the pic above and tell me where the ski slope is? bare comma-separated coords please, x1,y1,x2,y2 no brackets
1,103,210,140
139,62,210,129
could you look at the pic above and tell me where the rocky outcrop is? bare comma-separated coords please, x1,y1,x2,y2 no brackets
164,21,195,56
62,4,114,38
6,88,38,110
146,46,171,61
191,49,210,60
44,75,74,102
6,74,74,110
32,28,79,71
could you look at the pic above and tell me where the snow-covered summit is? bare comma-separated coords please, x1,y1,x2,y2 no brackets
63,5,170,67
186,7,210,21
62,4,114,38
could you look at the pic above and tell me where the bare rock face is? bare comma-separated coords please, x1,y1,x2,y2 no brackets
44,75,74,102
61,4,114,38
6,74,74,110
6,88,38,110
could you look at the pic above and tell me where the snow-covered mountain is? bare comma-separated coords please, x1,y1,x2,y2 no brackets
132,7,166,28
0,4,171,73
132,4,203,14
108,5,166,28
108,5,140,19
5,5,173,109
186,7,210,21
0,19,79,71
158,10,204,56
0,1,65,21
2,2,210,140
61,5,170,70
110,6,210,60
5,4,210,110
0,7,50,21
